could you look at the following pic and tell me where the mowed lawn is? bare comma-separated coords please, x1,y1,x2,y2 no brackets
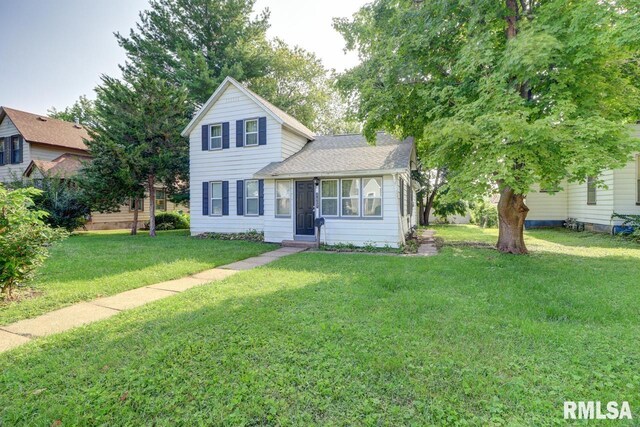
1,226,639,425
0,230,277,325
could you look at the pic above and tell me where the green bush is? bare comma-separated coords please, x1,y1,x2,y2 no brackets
611,213,640,241
197,229,264,242
145,212,189,230
470,199,498,228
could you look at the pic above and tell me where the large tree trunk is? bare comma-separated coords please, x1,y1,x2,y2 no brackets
424,191,436,226
130,199,139,235
148,176,156,237
497,186,529,254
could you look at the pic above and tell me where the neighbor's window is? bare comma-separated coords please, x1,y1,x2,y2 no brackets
129,197,144,211
321,179,338,216
11,136,20,163
245,119,258,146
341,178,360,216
210,181,223,215
209,124,222,150
0,141,4,164
245,179,259,215
587,176,597,205
363,177,382,217
275,180,291,216
155,189,167,211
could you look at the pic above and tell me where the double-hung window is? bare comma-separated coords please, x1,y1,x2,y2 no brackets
209,124,222,150
155,189,167,211
363,177,382,217
0,141,4,164
129,197,144,211
341,178,360,216
210,181,223,215
321,179,338,216
245,179,259,215
11,136,20,163
245,119,258,146
587,176,597,205
275,180,291,216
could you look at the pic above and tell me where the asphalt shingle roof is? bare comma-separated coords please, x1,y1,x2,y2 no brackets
255,132,414,178
1,107,90,151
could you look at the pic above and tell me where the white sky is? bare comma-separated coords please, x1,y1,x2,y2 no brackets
0,0,366,115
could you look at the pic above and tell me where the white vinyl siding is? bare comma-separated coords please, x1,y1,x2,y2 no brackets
275,180,291,217
526,183,568,221
189,84,284,234
0,116,29,182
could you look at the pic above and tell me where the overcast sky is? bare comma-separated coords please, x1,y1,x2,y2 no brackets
0,0,364,116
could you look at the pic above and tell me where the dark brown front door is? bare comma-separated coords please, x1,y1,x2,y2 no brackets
296,181,315,235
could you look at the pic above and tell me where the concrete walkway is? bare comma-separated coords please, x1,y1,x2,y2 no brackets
418,229,438,256
0,246,306,354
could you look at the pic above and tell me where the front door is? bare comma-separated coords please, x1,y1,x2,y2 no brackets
296,181,315,235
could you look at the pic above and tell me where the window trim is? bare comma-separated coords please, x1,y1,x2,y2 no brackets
587,176,597,205
362,177,383,218
129,197,144,212
11,135,20,163
0,141,4,165
636,155,640,205
245,179,259,216
320,179,339,217
275,180,292,218
209,123,223,150
244,118,259,147
340,178,361,217
210,181,223,216
155,188,167,212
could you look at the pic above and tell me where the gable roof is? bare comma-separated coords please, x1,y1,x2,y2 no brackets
181,76,315,140
254,132,414,179
0,106,90,152
23,153,91,178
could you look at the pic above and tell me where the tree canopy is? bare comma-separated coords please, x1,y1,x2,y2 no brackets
336,0,640,253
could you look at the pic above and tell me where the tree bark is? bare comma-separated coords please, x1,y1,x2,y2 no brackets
424,190,437,226
148,176,156,237
497,186,529,254
130,199,139,235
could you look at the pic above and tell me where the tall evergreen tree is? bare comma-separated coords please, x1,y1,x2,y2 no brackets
336,0,640,253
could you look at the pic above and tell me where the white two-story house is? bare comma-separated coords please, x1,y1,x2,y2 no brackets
183,77,417,247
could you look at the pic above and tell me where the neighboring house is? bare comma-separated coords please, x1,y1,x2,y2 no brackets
183,77,417,247
526,126,640,232
1,106,186,230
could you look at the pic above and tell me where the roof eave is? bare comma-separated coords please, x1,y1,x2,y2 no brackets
253,168,408,180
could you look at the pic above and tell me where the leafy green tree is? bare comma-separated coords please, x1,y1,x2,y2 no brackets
336,0,640,253
86,70,191,237
0,185,67,298
116,0,333,129
48,95,97,127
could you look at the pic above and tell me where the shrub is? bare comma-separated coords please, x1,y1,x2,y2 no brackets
197,229,264,242
611,213,640,241
470,199,498,228
145,212,189,230
0,185,67,298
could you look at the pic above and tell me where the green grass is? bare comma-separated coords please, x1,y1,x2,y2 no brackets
1,225,639,425
0,230,277,325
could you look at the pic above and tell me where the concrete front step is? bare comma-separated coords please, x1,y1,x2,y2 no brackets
282,240,317,249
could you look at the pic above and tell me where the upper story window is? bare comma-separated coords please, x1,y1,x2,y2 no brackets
11,136,20,163
210,124,222,150
245,119,258,146
587,176,597,205
245,179,259,215
155,189,167,211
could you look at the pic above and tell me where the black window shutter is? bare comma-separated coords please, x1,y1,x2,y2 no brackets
258,117,267,145
222,181,229,215
236,180,244,215
18,137,23,163
222,122,230,149
202,182,209,215
202,125,209,151
236,120,244,147
258,179,264,215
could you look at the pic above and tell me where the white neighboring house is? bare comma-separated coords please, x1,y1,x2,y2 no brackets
183,77,417,247
526,126,640,233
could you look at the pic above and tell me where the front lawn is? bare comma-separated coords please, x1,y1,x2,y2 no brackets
0,230,277,325
1,226,638,425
